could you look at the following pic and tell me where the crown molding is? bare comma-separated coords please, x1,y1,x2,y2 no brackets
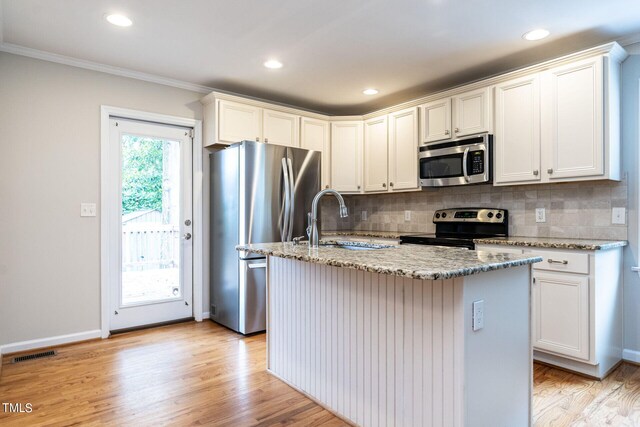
617,32,640,47
0,42,213,94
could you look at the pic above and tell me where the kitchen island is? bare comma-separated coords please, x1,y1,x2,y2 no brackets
237,241,542,427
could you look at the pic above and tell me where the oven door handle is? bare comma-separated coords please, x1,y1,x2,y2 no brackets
462,147,470,182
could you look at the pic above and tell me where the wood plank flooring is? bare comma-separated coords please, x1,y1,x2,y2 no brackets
1,321,639,426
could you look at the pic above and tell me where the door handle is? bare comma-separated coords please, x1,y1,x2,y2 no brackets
287,158,295,241
281,158,291,242
183,233,192,240
248,262,267,269
462,147,470,182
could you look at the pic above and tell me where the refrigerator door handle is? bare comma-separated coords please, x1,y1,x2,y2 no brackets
287,158,295,241
281,158,291,242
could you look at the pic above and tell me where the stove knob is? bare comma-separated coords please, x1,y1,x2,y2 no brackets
435,213,441,219
496,212,503,219
441,212,447,218
487,212,494,218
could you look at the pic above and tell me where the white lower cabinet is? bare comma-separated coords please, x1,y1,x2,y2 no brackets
476,244,623,379
533,272,590,361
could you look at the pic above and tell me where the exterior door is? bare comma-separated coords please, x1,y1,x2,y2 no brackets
109,118,193,331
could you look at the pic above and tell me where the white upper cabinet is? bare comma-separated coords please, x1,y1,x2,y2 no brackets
453,87,491,137
263,109,300,147
301,117,331,189
542,57,604,180
421,98,451,143
421,87,491,144
331,121,363,193
494,74,542,184
363,116,389,193
217,99,262,144
388,107,419,191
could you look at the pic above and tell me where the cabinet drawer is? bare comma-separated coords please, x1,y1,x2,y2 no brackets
530,250,589,274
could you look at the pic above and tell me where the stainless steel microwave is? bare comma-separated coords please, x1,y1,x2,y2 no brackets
419,134,492,187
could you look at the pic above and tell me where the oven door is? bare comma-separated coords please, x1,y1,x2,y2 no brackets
419,142,490,187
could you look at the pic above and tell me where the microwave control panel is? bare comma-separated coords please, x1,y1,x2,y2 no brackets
470,150,484,174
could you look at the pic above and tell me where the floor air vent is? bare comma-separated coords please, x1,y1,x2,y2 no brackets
12,350,57,363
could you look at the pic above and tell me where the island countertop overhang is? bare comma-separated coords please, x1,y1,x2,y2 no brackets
236,241,543,280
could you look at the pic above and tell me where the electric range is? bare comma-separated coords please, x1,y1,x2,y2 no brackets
400,207,508,250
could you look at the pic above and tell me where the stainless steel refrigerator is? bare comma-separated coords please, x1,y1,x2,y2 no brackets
210,141,321,334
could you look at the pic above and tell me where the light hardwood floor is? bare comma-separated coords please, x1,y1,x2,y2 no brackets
1,321,639,426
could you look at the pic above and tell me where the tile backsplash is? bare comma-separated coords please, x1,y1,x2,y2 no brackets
320,178,628,240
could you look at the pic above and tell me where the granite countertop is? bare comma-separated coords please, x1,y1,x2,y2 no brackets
236,241,542,280
322,230,403,239
474,237,627,251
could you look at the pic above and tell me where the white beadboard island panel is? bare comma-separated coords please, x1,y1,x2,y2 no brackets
266,257,532,427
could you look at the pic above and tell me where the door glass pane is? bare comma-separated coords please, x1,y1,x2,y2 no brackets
121,135,181,306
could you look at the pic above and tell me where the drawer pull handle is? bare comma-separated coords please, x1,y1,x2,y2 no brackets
547,259,568,265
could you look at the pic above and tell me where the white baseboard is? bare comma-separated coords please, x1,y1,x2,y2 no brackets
0,330,102,355
623,348,640,364
202,311,210,319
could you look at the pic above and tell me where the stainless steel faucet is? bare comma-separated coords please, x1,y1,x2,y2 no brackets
308,189,348,248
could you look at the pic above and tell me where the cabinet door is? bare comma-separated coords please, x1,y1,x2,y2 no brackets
363,116,389,193
217,100,262,144
388,107,419,191
263,109,300,147
533,272,590,361
421,98,451,143
301,117,331,189
453,87,490,137
494,75,541,184
330,121,363,193
544,57,604,180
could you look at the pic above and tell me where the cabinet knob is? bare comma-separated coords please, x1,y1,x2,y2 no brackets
256,137,260,142
454,127,459,133
445,129,450,135
265,138,269,143
357,185,361,190
389,182,394,187
533,170,539,176
382,183,387,188
547,168,553,174
325,185,329,189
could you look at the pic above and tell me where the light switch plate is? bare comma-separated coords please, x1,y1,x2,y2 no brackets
361,210,368,221
612,207,626,225
404,210,411,221
535,208,546,223
80,203,97,217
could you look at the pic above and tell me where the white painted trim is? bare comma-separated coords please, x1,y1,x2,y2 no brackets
100,106,203,337
623,349,640,364
0,42,212,94
0,330,102,355
192,121,204,322
202,311,210,319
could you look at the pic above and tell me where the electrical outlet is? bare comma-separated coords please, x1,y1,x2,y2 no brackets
404,210,411,221
80,203,97,217
612,207,626,225
535,208,546,223
472,300,484,331
361,210,368,221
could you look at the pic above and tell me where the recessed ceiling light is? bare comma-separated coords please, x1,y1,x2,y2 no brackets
522,29,550,41
363,88,379,95
264,59,283,69
106,14,133,27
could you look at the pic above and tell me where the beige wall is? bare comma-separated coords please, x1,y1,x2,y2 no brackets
0,52,204,346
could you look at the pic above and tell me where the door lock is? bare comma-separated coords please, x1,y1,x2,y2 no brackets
184,219,191,226
183,233,192,240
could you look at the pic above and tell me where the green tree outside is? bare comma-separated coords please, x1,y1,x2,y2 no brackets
121,135,164,215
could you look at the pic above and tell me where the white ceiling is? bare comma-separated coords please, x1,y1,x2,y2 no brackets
2,0,640,114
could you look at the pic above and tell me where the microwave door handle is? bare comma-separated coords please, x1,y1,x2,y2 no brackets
462,147,470,182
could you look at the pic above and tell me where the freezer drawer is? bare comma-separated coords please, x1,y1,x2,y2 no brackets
239,258,267,334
